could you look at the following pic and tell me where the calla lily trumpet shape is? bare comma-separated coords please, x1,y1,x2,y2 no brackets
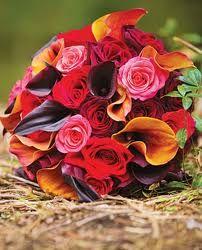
107,85,132,122
9,133,55,166
92,8,147,41
140,45,194,72
0,94,22,133
112,117,179,165
37,164,78,200
32,39,64,75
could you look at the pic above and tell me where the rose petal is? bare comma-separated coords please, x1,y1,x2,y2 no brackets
140,45,194,71
57,24,96,46
37,164,78,200
88,61,117,99
162,109,196,139
112,117,179,165
32,39,64,75
92,8,147,41
107,85,132,121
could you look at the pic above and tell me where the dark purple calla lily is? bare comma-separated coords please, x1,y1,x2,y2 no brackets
130,163,170,185
61,162,100,202
15,100,71,136
26,65,61,97
88,61,117,99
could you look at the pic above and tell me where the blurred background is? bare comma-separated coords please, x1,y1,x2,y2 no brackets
0,0,201,104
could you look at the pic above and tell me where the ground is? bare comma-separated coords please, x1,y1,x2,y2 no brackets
0,150,202,250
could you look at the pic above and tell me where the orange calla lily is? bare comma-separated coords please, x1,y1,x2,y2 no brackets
107,85,132,122
0,94,22,133
37,164,78,200
140,45,194,71
32,38,64,75
92,8,147,41
9,133,55,166
112,117,179,165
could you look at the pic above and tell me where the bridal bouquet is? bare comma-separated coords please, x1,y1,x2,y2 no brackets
1,8,200,201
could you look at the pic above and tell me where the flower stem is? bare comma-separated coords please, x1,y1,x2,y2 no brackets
173,36,202,55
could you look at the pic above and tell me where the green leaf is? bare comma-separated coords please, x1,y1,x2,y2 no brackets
176,128,188,149
188,69,202,85
148,183,160,191
166,181,186,189
187,93,202,98
182,96,193,110
192,115,202,132
164,91,182,98
181,84,198,93
178,69,202,86
192,174,202,189
182,33,202,44
177,85,187,96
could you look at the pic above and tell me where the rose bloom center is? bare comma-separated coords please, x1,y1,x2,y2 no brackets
132,72,147,87
65,128,82,145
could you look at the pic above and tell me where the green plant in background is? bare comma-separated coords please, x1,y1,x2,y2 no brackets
158,18,202,70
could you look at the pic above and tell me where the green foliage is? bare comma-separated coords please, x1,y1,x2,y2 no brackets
192,174,202,189
164,91,182,98
165,69,202,110
181,33,202,45
182,96,193,110
176,128,188,149
158,18,178,38
192,115,202,132
178,69,202,86
166,181,187,189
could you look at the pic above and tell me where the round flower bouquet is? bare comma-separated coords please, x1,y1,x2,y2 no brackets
1,8,201,201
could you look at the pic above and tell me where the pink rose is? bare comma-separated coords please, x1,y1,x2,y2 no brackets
56,46,87,75
8,67,32,105
118,57,168,101
56,115,91,153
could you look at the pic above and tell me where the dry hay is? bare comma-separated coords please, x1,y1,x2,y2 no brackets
0,158,202,250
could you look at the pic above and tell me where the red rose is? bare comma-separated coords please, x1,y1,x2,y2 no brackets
122,26,165,56
80,96,119,137
65,137,133,179
88,36,132,68
57,24,96,47
84,174,114,195
127,97,164,121
114,171,135,188
162,109,195,139
52,66,90,109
